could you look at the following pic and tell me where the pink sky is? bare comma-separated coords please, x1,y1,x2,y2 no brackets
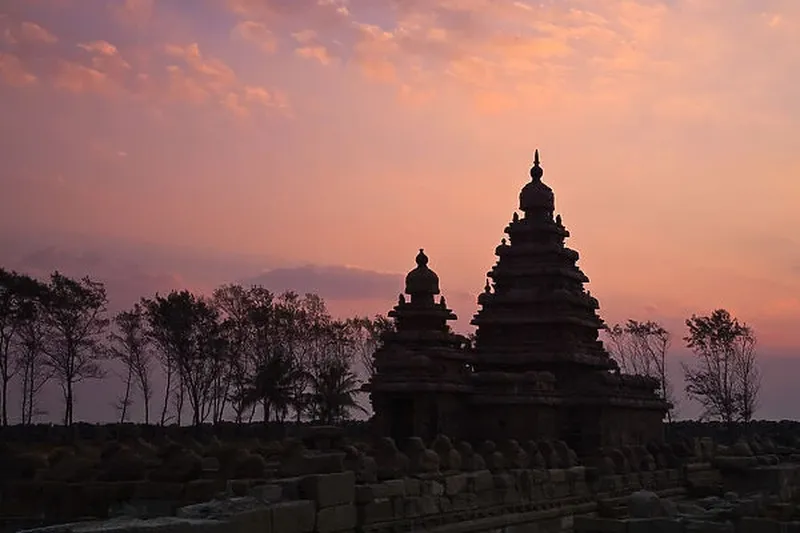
1,0,800,421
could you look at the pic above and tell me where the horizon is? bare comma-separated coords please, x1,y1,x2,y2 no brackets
2,0,800,423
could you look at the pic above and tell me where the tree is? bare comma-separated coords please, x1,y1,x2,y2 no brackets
109,303,154,424
0,270,50,425
41,272,109,426
242,346,305,423
305,319,367,424
143,290,225,426
17,290,51,425
606,319,676,421
682,309,761,434
0,269,26,426
348,315,394,379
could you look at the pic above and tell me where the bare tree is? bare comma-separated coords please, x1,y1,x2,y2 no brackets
0,269,26,425
8,273,51,425
109,303,153,424
41,272,109,426
348,315,393,379
682,309,760,434
144,290,224,427
606,320,676,421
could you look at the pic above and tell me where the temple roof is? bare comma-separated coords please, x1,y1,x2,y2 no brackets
404,249,440,297
519,149,555,213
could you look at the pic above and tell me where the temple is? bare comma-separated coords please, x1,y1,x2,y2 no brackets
365,151,668,457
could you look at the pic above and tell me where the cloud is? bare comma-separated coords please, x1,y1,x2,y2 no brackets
110,0,155,27
223,0,800,121
0,18,58,45
0,52,37,86
53,60,119,95
232,20,278,53
243,264,403,301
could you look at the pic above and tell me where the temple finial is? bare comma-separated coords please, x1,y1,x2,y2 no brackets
416,248,429,267
530,149,543,180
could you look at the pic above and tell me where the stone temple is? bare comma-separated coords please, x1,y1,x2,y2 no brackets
365,150,668,456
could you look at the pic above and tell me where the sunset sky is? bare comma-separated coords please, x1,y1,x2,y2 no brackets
1,0,799,421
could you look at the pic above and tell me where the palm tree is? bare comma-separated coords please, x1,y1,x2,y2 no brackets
241,347,305,423
306,358,366,424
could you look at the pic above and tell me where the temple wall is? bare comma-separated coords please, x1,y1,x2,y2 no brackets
8,430,800,533
470,403,560,443
595,406,665,449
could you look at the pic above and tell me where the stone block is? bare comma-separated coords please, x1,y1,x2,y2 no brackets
315,503,356,533
468,469,494,493
548,469,566,483
299,472,355,508
420,479,444,496
226,507,274,533
383,479,406,497
274,477,302,500
738,518,784,533
271,500,316,533
574,516,628,532
450,493,478,510
249,483,282,503
404,477,420,496
444,473,468,495
354,483,388,504
356,498,393,525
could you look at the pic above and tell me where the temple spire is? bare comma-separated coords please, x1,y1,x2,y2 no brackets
530,149,543,180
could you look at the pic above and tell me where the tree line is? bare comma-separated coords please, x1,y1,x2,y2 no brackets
605,309,762,432
0,266,764,430
0,268,393,427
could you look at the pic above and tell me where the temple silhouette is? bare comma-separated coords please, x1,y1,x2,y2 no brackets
365,150,668,455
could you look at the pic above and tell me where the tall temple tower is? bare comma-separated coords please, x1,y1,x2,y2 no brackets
468,150,667,452
471,150,616,379
368,152,668,456
366,250,473,444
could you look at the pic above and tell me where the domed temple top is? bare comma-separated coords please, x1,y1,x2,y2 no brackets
519,149,555,214
405,248,440,298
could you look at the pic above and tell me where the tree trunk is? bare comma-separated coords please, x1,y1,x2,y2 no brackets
160,365,172,426
143,392,150,425
1,371,8,427
65,379,74,427
119,367,133,423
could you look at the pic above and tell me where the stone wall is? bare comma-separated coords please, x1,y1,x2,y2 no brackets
8,431,800,533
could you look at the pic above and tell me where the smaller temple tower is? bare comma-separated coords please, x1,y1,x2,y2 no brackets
366,250,472,444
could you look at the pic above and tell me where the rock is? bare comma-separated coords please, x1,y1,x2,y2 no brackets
628,490,661,518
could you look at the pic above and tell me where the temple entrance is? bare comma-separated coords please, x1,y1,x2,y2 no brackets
389,398,414,445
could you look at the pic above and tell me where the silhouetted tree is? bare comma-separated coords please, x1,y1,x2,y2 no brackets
683,309,761,434
143,290,225,426
15,276,51,425
242,346,305,423
109,303,153,424
41,272,109,426
305,320,366,423
211,283,257,423
349,315,393,379
606,320,676,422
0,268,25,426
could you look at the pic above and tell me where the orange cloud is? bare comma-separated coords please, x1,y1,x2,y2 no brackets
1,16,58,45
53,60,119,95
295,45,334,66
232,20,278,53
110,0,154,26
0,52,37,87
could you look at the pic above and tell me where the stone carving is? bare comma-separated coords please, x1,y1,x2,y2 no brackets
431,434,462,472
373,437,409,480
405,437,440,474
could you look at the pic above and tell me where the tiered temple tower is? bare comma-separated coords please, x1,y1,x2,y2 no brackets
471,150,616,379
367,152,668,455
366,250,473,444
